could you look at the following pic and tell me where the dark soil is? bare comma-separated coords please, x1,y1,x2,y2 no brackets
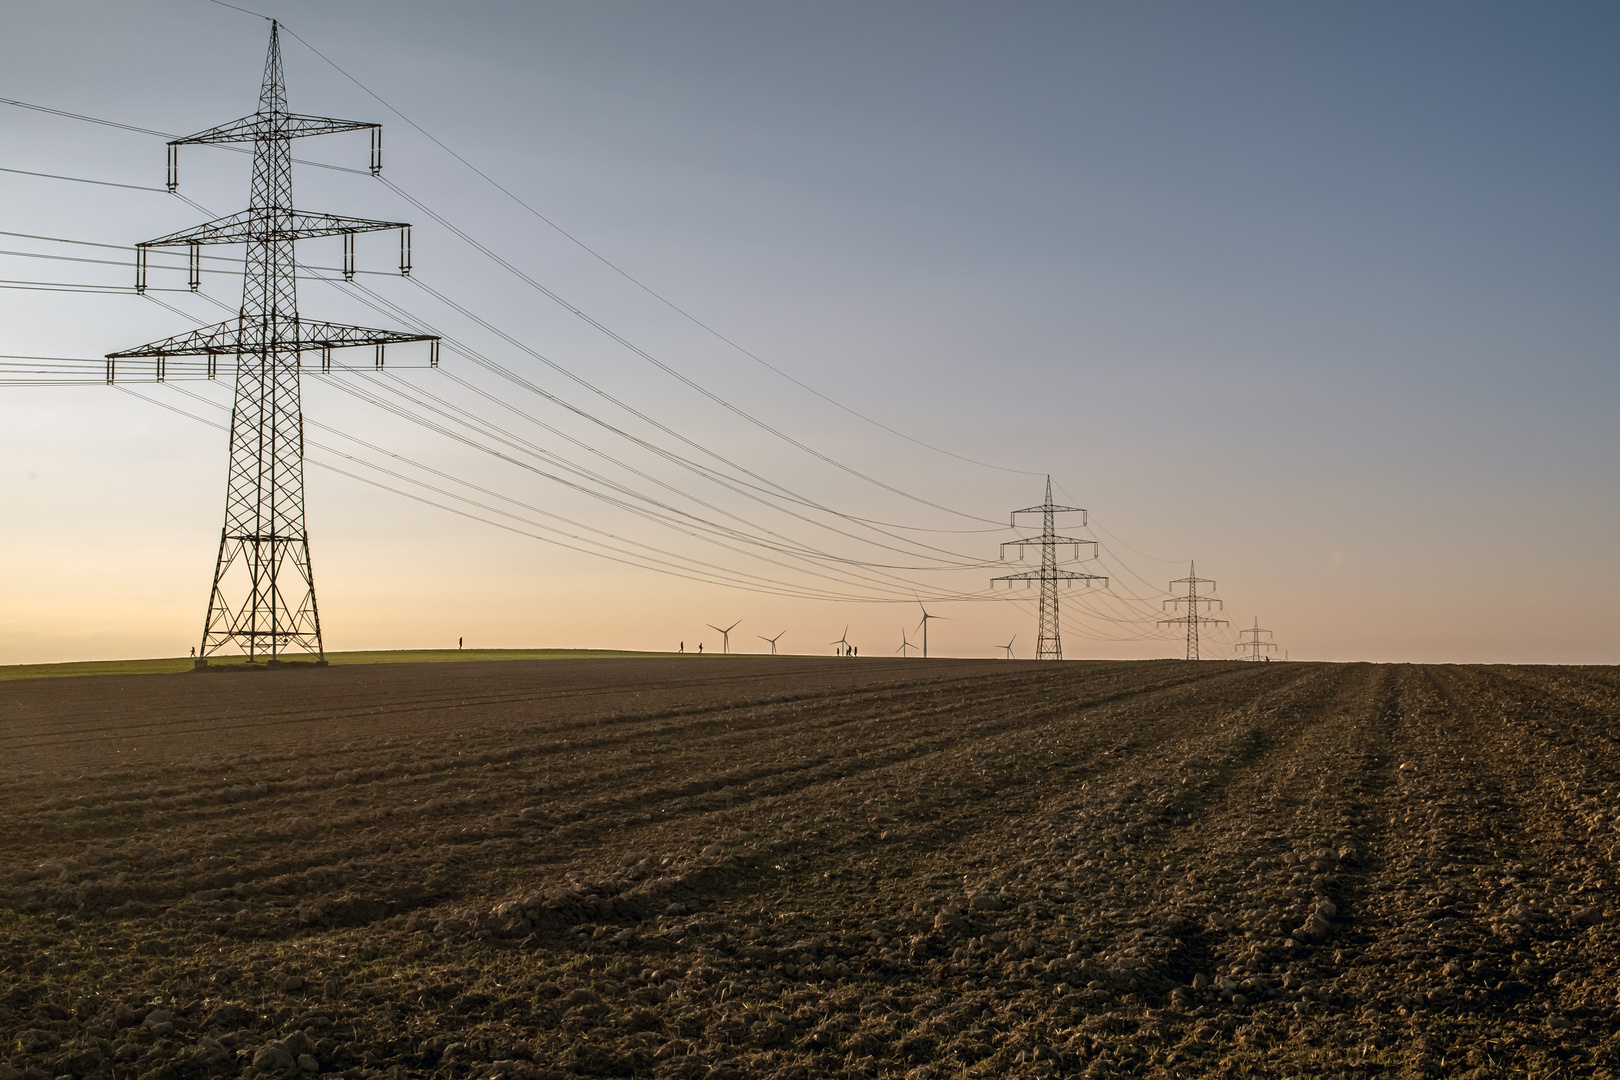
2,657,1618,1079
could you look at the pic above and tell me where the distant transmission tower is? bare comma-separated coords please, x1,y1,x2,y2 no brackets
1159,561,1226,660
1235,616,1277,661
992,477,1105,660
108,23,438,668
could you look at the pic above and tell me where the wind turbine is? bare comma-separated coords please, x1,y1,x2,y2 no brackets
897,629,917,657
830,625,850,656
707,619,741,654
999,633,1017,659
758,630,786,655
916,603,947,658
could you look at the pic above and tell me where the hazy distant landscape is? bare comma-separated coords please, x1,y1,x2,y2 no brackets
4,657,1617,1078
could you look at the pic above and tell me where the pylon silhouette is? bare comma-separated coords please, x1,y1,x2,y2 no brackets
992,477,1105,660
107,23,438,666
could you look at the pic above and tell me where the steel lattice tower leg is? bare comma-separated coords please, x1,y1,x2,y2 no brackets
1185,574,1198,661
200,26,322,663
1037,487,1061,660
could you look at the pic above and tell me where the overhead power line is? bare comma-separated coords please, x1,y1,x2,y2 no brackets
254,18,1041,479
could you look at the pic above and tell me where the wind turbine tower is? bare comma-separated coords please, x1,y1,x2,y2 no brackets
707,620,741,654
916,604,947,658
757,630,785,655
830,626,850,656
991,477,1106,660
897,629,916,657
999,634,1017,659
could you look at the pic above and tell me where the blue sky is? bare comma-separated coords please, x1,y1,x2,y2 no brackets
1,1,1616,663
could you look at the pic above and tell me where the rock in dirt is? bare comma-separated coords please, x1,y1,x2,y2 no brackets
17,1030,58,1054
1298,910,1332,940
253,1040,297,1075
1572,906,1602,927
296,1053,319,1072
701,843,724,857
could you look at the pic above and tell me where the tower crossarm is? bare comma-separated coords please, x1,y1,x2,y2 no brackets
993,568,1105,586
1010,503,1086,522
1000,533,1094,558
1162,595,1222,611
107,319,437,359
172,112,377,147
138,210,409,249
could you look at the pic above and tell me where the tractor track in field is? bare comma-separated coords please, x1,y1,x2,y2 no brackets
2,658,1618,1080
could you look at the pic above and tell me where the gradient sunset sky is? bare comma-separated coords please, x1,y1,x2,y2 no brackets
1,1,1616,665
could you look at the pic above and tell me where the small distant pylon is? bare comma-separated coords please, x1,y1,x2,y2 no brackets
1159,561,1226,660
1235,616,1277,661
992,476,1105,660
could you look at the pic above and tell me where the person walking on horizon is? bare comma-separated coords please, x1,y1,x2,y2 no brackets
458,637,463,650
698,643,703,654
679,641,684,653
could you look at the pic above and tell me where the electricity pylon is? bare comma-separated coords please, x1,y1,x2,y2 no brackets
1236,617,1277,661
992,476,1105,660
108,22,437,667
1160,561,1226,660
706,620,740,654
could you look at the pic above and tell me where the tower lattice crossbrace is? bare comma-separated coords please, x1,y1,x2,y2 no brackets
108,23,439,666
992,476,1105,660
1236,616,1278,661
1160,561,1226,660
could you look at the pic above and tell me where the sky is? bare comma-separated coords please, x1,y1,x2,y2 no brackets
0,0,1616,665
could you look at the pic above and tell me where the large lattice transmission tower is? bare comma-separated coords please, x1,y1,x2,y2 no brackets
1160,561,1226,660
108,23,439,667
992,477,1105,661
1235,617,1277,661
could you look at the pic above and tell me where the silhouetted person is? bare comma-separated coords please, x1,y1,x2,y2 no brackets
679,641,684,653
189,646,195,658
458,637,463,650
698,643,703,654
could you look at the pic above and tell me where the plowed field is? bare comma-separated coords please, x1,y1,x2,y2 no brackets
3,658,1618,1079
